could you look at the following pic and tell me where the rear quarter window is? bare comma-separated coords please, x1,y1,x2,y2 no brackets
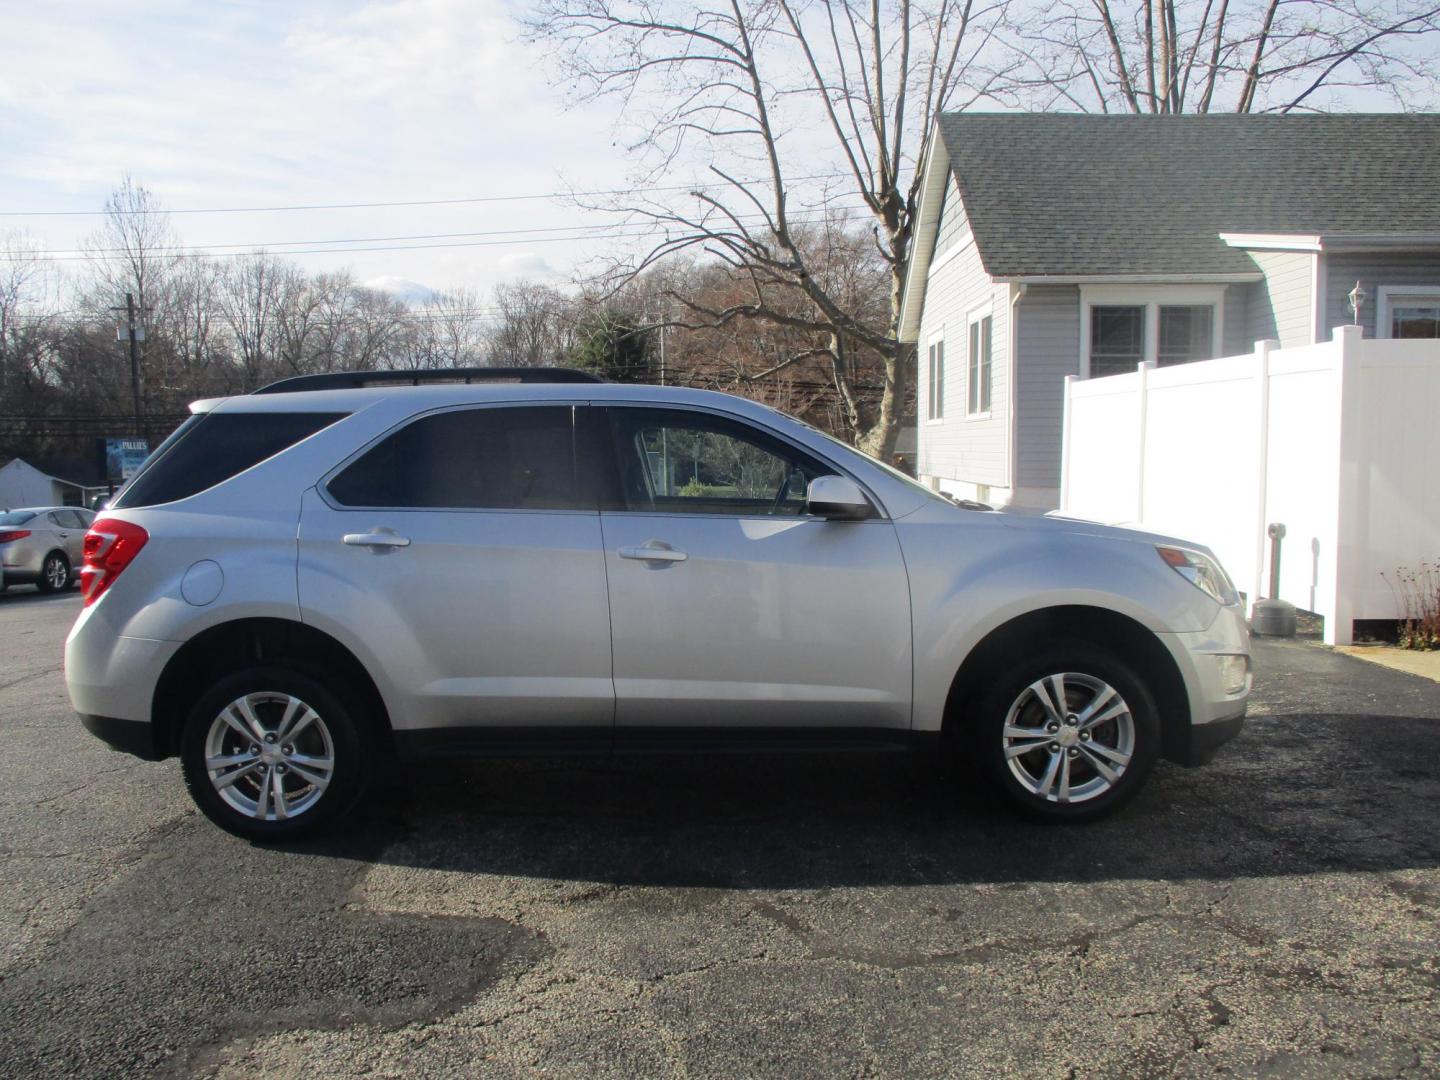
112,412,347,508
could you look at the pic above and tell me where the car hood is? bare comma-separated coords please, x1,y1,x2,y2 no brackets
995,507,1216,556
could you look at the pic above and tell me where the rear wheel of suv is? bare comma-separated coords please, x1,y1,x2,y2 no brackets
37,551,71,593
180,666,371,840
971,642,1159,821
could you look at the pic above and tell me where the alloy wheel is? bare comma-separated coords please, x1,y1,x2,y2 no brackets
45,556,68,590
1001,672,1135,804
203,692,335,822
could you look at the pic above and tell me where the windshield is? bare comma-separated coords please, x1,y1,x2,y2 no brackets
0,511,37,526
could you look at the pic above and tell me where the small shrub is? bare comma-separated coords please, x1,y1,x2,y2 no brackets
1382,561,1440,650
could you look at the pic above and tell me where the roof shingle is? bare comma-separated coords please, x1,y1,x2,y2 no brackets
937,113,1440,277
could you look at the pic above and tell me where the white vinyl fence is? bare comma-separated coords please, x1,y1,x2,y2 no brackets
1060,325,1440,645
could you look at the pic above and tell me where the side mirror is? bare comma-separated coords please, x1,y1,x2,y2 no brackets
806,475,874,521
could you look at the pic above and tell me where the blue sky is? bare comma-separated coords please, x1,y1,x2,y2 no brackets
0,0,638,296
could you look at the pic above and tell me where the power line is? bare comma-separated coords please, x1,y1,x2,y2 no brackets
19,206,874,260
6,214,878,264
0,173,856,218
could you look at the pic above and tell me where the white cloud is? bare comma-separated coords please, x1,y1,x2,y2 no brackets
497,252,557,277
363,275,439,304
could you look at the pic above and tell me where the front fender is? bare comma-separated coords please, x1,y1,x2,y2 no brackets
896,510,1219,731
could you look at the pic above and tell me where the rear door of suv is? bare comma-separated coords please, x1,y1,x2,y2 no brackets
297,402,614,746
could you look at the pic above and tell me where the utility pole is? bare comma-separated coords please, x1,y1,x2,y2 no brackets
110,293,143,438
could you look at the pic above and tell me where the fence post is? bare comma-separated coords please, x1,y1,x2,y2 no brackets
1059,374,1076,512
1135,360,1155,522
1328,324,1364,646
1251,339,1277,611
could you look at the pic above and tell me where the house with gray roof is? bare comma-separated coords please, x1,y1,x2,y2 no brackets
898,113,1440,509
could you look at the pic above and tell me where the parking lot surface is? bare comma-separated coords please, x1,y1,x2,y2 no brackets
1,589,1437,1078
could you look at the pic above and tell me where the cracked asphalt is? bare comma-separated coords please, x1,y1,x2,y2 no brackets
1,590,1438,1078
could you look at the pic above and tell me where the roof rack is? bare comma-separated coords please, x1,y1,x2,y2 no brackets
252,366,605,395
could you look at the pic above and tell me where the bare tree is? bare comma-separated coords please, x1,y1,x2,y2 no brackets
0,231,52,381
487,280,577,366
527,0,1010,456
216,252,285,388
1001,0,1440,113
415,288,492,368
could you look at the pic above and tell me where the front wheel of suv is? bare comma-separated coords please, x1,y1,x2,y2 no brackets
971,642,1160,821
180,667,371,840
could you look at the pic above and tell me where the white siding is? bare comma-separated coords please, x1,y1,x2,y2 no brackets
1248,250,1315,348
915,195,1010,494
0,460,65,508
931,177,969,261
1222,283,1251,356
1326,250,1440,339
1013,286,1080,497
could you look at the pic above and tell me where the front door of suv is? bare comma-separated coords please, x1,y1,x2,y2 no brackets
298,403,613,742
594,405,912,732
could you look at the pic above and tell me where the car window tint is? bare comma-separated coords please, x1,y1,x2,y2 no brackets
327,406,585,511
47,511,67,527
0,511,36,526
606,407,829,516
113,413,347,509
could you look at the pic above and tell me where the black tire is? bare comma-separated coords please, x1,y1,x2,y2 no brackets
36,551,71,594
180,666,372,841
970,641,1160,822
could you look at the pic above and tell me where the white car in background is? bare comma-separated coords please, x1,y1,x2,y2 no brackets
0,506,95,593
65,368,1250,839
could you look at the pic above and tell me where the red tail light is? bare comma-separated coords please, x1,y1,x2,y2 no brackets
0,529,32,544
80,518,149,607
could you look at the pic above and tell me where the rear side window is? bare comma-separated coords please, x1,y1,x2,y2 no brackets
327,406,582,511
113,412,347,508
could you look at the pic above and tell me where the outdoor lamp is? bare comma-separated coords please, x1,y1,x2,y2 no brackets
1348,281,1367,325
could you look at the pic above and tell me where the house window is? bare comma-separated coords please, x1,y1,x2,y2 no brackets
1158,306,1214,365
1377,287,1440,339
1080,286,1225,378
1090,306,1145,378
967,314,992,414
927,338,945,420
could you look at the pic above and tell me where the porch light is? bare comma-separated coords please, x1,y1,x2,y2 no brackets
1348,281,1367,325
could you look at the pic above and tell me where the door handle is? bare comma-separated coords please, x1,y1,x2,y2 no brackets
343,531,411,548
618,543,687,563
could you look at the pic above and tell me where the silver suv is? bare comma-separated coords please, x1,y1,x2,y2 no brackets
66,368,1249,839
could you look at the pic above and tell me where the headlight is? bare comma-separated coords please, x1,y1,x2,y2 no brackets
1157,545,1239,606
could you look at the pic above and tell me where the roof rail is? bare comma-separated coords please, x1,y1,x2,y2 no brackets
252,366,605,395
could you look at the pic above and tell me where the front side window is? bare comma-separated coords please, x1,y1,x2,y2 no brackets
328,406,582,511
1090,306,1145,378
606,407,829,517
968,315,992,414
927,340,945,420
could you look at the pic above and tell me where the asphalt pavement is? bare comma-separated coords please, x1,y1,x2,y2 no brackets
1,589,1437,1078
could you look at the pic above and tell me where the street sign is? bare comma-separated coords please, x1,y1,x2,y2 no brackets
105,437,150,482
